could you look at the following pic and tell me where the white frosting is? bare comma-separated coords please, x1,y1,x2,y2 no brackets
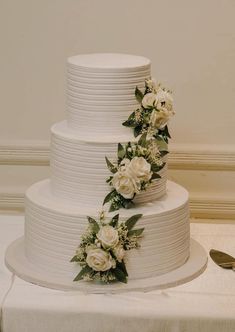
25,180,190,280
19,54,191,287
50,121,167,206
66,54,151,136
67,53,150,70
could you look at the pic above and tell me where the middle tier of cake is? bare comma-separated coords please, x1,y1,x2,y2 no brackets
50,121,168,206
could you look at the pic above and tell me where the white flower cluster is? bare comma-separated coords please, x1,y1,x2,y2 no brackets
142,79,175,130
85,225,126,272
112,157,152,199
71,213,143,283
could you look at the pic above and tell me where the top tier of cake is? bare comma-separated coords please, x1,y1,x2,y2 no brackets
66,53,151,138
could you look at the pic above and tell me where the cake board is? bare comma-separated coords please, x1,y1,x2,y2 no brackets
5,237,207,294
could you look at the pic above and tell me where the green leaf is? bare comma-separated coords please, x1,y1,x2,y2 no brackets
118,143,125,159
87,216,97,224
122,111,137,127
122,120,133,127
113,267,128,283
134,126,142,137
127,111,136,121
151,161,165,172
157,125,171,143
128,227,145,237
138,132,147,147
103,190,116,205
73,265,92,282
109,214,119,227
158,162,166,171
127,228,144,236
70,255,79,262
151,164,161,172
109,202,119,212
87,216,100,233
125,214,143,230
155,135,168,151
160,150,169,157
164,136,169,144
105,156,117,174
135,86,144,103
122,199,134,209
116,261,128,276
106,176,113,184
151,172,161,180
164,125,171,138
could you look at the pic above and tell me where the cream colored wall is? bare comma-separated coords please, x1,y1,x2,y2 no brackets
0,0,235,218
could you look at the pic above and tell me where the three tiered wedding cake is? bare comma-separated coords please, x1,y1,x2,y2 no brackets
5,53,207,292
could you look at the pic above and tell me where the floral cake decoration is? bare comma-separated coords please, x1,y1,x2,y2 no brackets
71,77,174,284
123,79,175,142
71,213,143,283
103,132,168,211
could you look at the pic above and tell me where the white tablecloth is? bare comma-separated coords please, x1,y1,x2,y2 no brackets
1,216,235,332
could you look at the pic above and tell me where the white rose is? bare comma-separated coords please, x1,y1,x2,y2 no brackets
86,248,114,271
155,89,174,113
145,79,159,92
112,171,138,199
97,225,119,249
129,157,152,182
119,158,131,172
142,92,156,109
113,244,126,262
150,109,171,129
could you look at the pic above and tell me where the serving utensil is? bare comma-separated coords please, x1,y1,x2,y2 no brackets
209,249,235,270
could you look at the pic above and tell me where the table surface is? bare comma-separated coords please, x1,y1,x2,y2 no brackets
1,215,235,332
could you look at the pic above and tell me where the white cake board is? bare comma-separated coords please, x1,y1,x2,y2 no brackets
5,237,207,294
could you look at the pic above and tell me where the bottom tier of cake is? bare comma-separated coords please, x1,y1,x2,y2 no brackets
21,179,190,282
